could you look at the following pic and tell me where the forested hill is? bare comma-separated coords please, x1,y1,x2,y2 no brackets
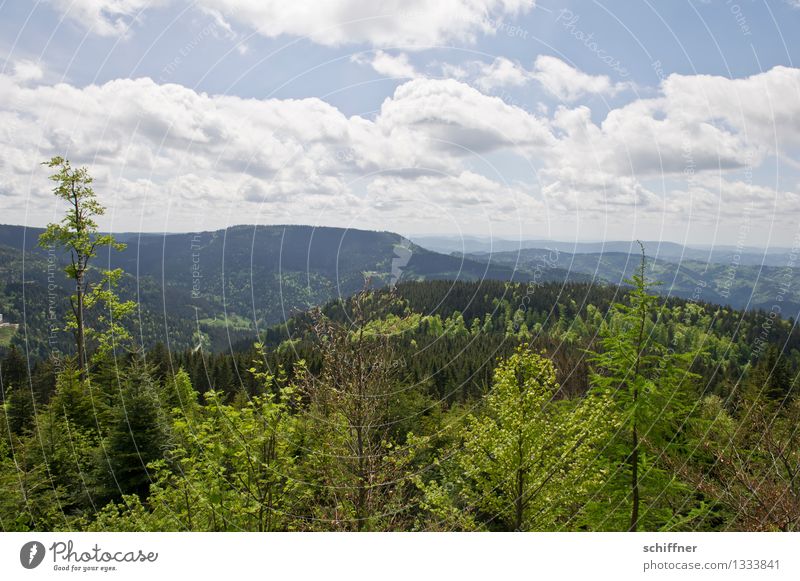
464,247,800,315
188,278,800,405
0,224,583,356
3,221,796,360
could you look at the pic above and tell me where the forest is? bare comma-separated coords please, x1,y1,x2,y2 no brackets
1,159,799,532
2,275,800,531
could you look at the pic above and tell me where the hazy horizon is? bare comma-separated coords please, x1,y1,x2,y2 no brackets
3,220,797,254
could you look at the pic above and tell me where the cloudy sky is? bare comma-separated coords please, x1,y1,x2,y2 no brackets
1,1,800,246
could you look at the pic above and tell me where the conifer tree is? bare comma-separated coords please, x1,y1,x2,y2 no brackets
588,243,701,531
417,346,613,531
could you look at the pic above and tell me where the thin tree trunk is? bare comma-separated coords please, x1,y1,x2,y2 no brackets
629,427,639,531
72,182,87,380
76,271,86,379
515,463,524,531
629,244,647,532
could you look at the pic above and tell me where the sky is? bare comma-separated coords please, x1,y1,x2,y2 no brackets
1,1,800,247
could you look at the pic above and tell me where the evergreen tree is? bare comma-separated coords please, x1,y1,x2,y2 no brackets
417,346,613,531
102,360,165,500
587,244,702,531
2,346,34,434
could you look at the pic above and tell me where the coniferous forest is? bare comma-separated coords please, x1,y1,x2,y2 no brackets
1,159,798,532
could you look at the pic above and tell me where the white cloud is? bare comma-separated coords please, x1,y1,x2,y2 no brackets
1,60,799,236
374,78,552,156
46,0,165,37
435,55,626,104
0,68,550,230
532,55,627,102
351,51,417,78
12,60,44,84
659,65,800,151
195,0,533,47
473,57,529,91
365,171,541,230
46,0,534,46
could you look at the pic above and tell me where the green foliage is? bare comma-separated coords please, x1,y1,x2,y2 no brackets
1,276,799,533
101,359,167,501
2,346,35,435
586,248,705,531
0,325,17,348
297,293,417,531
416,346,615,531
37,157,134,374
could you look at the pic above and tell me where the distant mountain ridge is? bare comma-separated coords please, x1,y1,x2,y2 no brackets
0,223,581,355
3,223,797,357
412,235,797,267
462,247,800,317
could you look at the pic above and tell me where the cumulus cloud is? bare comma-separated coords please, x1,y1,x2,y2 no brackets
1,60,798,232
351,51,417,79
46,0,534,46
0,69,550,229
532,55,628,102
12,60,44,84
369,171,527,210
374,79,552,155
436,55,627,103
472,57,530,91
46,0,165,37
365,171,541,230
434,57,530,93
196,0,535,47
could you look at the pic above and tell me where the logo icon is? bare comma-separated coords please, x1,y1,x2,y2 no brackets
20,541,46,569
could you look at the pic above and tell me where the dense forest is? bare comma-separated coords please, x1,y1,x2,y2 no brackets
465,247,800,315
2,275,799,531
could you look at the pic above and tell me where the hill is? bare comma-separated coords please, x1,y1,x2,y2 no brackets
0,224,580,356
463,248,800,316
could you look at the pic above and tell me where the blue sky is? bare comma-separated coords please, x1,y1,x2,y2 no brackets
1,1,800,247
